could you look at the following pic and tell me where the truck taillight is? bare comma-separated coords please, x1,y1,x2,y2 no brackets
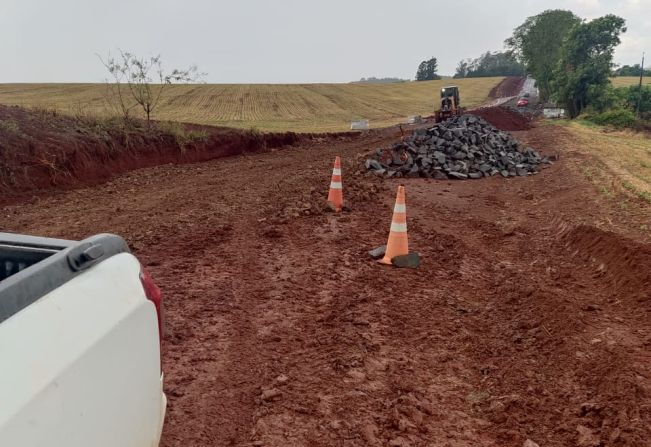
139,267,164,352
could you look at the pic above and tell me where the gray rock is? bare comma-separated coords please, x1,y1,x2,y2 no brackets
407,165,420,177
368,245,387,259
391,253,421,269
366,114,542,181
432,151,446,164
448,171,468,179
366,159,383,171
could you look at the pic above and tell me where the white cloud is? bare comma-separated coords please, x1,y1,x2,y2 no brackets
616,33,649,66
575,0,601,9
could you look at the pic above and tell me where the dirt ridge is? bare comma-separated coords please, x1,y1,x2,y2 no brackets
0,104,363,203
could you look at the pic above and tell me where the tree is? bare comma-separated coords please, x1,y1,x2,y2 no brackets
553,15,626,118
623,85,651,117
415,57,440,81
453,52,525,78
354,77,408,84
614,64,651,77
453,59,470,79
99,50,204,127
505,10,580,100
415,61,428,81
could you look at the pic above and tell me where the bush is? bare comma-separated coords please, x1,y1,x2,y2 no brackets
586,109,637,128
157,121,208,147
622,85,651,114
0,119,21,135
588,85,622,113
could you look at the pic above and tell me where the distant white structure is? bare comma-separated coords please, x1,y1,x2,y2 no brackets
351,119,370,130
543,107,566,119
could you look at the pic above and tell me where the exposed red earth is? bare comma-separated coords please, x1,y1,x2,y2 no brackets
0,104,354,203
472,106,533,131
487,76,526,99
2,79,650,446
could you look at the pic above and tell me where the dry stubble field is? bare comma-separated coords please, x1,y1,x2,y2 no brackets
0,78,505,132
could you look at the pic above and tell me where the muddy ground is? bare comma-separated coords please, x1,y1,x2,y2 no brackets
3,116,651,446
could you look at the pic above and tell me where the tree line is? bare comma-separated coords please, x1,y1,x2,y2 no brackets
505,10,628,118
453,52,525,78
416,9,647,123
614,65,650,77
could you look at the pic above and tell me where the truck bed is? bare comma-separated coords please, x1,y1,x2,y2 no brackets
1,232,166,446
0,233,129,323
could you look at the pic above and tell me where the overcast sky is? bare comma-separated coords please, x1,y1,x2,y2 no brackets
1,0,648,83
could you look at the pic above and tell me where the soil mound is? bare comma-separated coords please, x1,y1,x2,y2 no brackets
562,224,651,303
472,106,532,131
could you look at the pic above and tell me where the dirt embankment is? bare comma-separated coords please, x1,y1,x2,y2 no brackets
0,105,360,203
0,77,527,203
472,106,533,131
488,76,526,99
468,77,532,131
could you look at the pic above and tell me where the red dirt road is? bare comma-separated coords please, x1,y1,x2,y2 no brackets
3,123,651,446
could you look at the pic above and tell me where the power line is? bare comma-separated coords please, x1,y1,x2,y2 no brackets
637,52,645,117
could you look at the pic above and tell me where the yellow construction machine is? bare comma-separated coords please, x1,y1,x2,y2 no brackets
434,86,462,123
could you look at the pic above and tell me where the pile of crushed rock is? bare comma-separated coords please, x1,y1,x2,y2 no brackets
366,114,550,179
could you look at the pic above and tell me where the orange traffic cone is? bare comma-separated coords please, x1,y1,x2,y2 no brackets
327,156,344,212
379,185,409,265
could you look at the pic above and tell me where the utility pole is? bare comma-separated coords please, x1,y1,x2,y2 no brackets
636,52,645,117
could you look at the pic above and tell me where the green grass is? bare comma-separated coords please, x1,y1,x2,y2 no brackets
562,122,651,201
0,78,503,133
623,181,651,203
0,119,21,135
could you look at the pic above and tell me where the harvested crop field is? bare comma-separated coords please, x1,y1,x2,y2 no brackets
0,77,503,132
611,76,651,88
2,100,651,446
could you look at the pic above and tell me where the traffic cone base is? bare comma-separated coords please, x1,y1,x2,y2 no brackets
327,156,343,212
379,185,409,264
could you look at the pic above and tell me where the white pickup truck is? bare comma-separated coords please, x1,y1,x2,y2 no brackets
0,232,166,447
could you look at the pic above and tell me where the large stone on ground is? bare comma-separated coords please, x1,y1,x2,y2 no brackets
368,245,387,259
391,253,421,269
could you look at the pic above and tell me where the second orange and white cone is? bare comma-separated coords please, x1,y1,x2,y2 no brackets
379,185,409,265
327,156,344,212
